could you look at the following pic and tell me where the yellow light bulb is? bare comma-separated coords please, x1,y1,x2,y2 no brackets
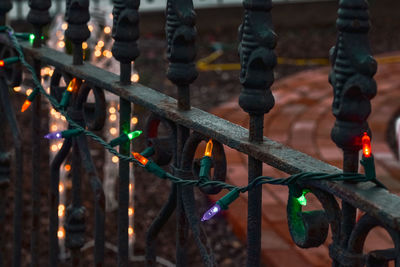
128,207,134,216
110,114,117,121
112,156,119,163
59,183,64,192
13,86,21,92
128,226,134,236
109,128,117,135
58,227,65,238
131,73,139,83
109,107,116,114
58,204,65,217
131,117,138,125
58,41,65,48
204,139,213,157
104,26,111,34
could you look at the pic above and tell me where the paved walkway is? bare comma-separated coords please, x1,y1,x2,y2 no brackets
209,53,400,266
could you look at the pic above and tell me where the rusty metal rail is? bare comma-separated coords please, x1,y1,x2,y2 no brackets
0,0,399,266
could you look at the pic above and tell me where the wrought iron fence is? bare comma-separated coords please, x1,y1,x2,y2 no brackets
0,0,399,266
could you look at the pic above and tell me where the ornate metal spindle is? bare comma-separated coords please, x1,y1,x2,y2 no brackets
165,0,197,264
238,0,277,265
329,0,377,264
65,137,86,267
75,135,105,266
166,0,197,111
49,138,72,267
27,1,51,266
112,0,140,265
0,0,12,25
65,0,90,65
0,76,23,267
0,152,10,267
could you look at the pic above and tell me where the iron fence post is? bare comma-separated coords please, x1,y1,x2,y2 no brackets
238,0,277,265
27,0,51,266
112,0,140,265
329,0,377,265
65,0,90,65
165,0,197,264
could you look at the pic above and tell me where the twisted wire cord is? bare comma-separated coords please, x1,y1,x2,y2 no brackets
3,27,383,196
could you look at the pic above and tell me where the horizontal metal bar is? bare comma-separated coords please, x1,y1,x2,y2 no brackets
20,42,400,231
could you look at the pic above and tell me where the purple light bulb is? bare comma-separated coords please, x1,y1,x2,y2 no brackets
44,131,62,139
201,203,221,221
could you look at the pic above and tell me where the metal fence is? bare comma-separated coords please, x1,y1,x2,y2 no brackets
0,0,399,266
7,0,334,19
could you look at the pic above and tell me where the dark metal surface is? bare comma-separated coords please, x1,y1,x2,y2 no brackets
2,0,400,266
111,0,140,265
15,42,400,231
65,0,90,65
27,0,51,266
0,76,23,267
329,1,384,266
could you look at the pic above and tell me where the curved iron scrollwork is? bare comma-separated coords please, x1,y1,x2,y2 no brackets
144,113,177,166
48,69,106,266
144,113,178,266
329,214,400,266
181,132,227,195
144,124,225,266
329,0,377,152
287,185,341,249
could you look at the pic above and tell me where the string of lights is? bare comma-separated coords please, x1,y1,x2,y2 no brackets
1,26,386,224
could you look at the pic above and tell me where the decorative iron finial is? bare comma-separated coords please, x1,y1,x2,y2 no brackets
27,0,51,46
238,0,277,116
330,0,377,152
111,0,140,64
65,0,90,64
166,0,197,110
0,0,12,25
64,205,86,250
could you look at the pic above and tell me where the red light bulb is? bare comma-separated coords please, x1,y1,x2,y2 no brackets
362,132,371,158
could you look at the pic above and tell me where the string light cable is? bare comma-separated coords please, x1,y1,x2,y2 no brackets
1,26,387,222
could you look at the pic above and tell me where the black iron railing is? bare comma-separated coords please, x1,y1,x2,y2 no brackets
0,0,399,266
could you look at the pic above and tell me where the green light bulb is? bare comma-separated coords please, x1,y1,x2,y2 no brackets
29,34,35,45
127,130,142,140
296,190,309,206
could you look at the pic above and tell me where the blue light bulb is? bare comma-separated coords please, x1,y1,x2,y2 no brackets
201,203,221,221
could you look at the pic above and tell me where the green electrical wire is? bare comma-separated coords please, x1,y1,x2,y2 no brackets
1,26,386,197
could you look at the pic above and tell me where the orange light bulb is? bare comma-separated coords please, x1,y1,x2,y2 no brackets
0,60,4,67
362,132,371,158
132,152,149,166
204,139,213,157
21,100,32,112
66,78,81,92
